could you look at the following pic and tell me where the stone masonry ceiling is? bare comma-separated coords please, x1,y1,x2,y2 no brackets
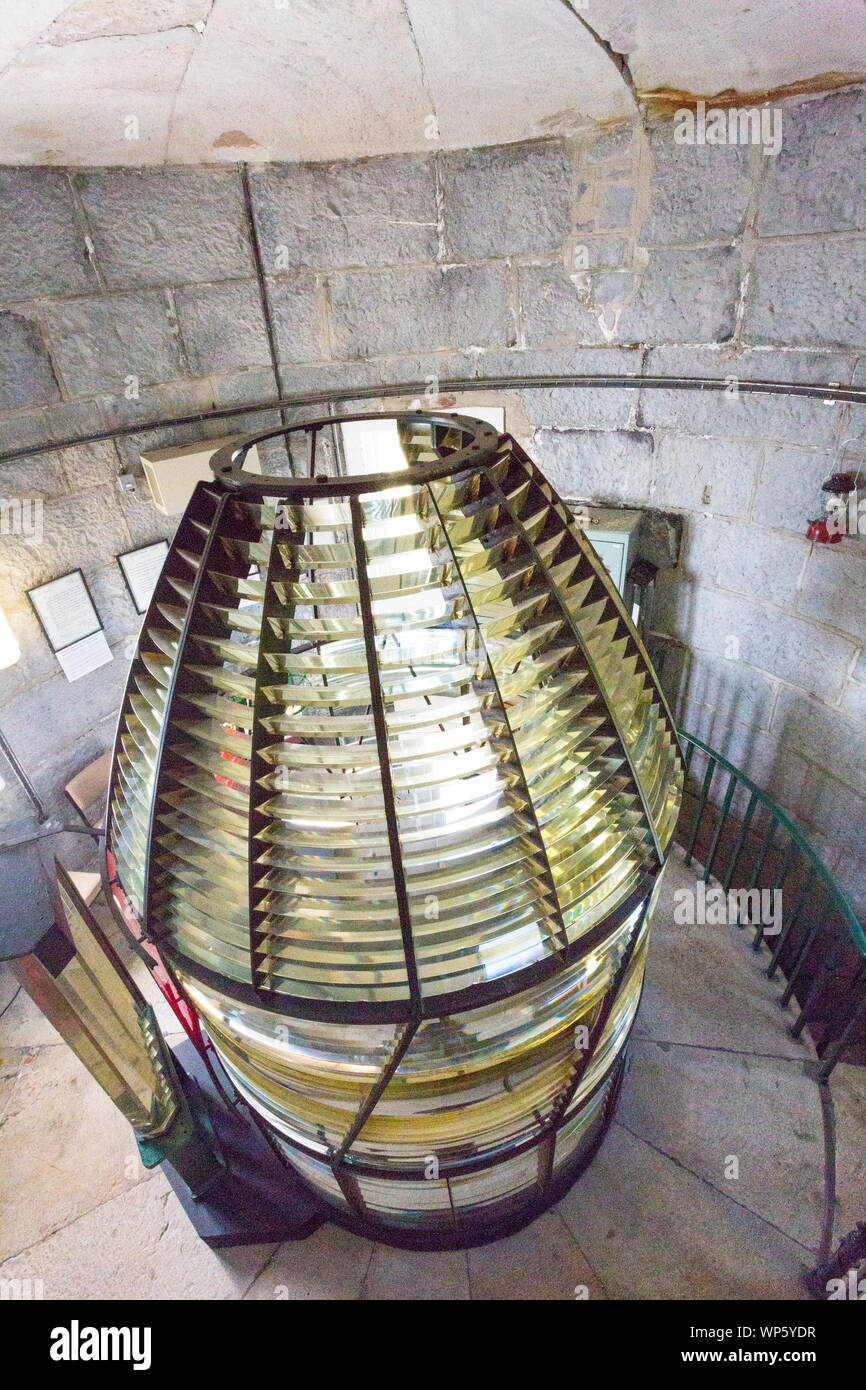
1,0,865,165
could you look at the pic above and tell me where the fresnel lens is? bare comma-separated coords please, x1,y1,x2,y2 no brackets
106,413,682,1244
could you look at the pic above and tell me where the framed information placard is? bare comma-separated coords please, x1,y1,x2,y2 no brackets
26,570,113,682
117,540,169,615
27,570,103,652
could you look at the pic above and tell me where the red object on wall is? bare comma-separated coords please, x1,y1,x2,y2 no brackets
805,518,843,544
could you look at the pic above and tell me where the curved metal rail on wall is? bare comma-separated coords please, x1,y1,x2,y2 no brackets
2,373,865,465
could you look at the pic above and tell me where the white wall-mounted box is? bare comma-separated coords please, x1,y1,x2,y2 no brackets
141,437,262,516
569,505,642,596
442,405,505,431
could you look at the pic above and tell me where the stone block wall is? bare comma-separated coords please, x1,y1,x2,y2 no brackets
0,87,864,913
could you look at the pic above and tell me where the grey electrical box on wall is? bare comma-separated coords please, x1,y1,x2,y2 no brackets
567,505,642,596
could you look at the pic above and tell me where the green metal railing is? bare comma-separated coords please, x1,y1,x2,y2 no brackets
677,731,866,1081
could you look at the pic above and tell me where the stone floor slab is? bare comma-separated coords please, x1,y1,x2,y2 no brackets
0,1173,276,1300
0,1042,148,1261
618,1038,825,1253
466,1210,608,1300
829,1062,866,1242
361,1244,470,1300
245,1224,373,1300
0,981,64,1050
556,1123,811,1301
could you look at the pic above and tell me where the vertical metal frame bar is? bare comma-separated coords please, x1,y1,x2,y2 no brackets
747,815,778,899
789,932,843,1039
685,754,716,865
768,869,818,979
332,1020,418,1167
349,493,421,1009
778,911,823,1005
723,789,758,893
704,770,737,882
818,962,866,1080
752,837,795,950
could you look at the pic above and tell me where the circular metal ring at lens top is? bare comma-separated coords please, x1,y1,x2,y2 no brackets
209,410,502,498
